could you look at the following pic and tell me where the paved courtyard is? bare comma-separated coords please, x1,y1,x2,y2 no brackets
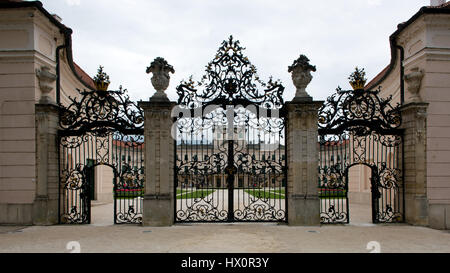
0,202,449,253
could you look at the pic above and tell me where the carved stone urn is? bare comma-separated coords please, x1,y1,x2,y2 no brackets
404,67,424,102
36,66,57,103
288,54,316,101
146,57,175,101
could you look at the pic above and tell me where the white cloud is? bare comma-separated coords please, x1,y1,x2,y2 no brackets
65,0,81,6
367,0,382,6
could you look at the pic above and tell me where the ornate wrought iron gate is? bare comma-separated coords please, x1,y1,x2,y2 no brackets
58,87,144,224
318,86,404,224
174,36,287,222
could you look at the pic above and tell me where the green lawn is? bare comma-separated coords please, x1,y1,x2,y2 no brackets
268,188,286,195
176,189,192,195
114,189,144,199
318,189,347,198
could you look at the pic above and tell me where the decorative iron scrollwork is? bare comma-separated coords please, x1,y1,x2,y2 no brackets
318,87,402,135
60,164,89,224
320,205,348,224
176,198,228,222
59,86,144,135
176,35,285,109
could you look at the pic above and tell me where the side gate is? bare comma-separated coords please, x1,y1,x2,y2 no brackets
58,85,145,224
317,85,404,224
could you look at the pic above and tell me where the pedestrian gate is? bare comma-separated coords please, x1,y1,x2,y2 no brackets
318,86,404,224
58,86,144,224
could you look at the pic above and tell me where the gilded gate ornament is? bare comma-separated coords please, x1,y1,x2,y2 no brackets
93,66,110,91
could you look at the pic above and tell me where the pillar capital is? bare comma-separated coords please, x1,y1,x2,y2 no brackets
286,100,324,117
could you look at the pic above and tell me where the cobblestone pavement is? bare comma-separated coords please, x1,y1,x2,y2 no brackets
0,202,449,253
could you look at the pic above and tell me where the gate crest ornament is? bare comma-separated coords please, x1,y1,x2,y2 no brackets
176,35,284,109
318,86,402,136
348,66,366,90
93,66,110,91
59,86,144,135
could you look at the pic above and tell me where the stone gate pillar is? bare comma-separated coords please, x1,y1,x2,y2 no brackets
285,55,322,226
286,100,323,226
139,99,176,226
400,102,429,226
140,57,176,226
33,103,60,225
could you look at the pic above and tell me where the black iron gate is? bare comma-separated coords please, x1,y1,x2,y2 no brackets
318,84,404,224
174,36,287,222
58,83,145,224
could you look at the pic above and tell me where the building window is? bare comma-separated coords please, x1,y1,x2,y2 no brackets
238,178,244,187
216,177,221,187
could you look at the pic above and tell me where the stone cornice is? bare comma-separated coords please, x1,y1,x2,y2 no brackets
400,101,429,112
138,100,176,110
285,101,324,113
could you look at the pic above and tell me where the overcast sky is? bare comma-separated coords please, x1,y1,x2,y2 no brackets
37,0,429,102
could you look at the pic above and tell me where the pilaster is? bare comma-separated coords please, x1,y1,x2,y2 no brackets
33,102,60,225
400,102,429,226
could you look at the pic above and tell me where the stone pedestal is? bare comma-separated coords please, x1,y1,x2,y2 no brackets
32,103,60,225
400,102,429,226
138,100,176,226
286,100,323,226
